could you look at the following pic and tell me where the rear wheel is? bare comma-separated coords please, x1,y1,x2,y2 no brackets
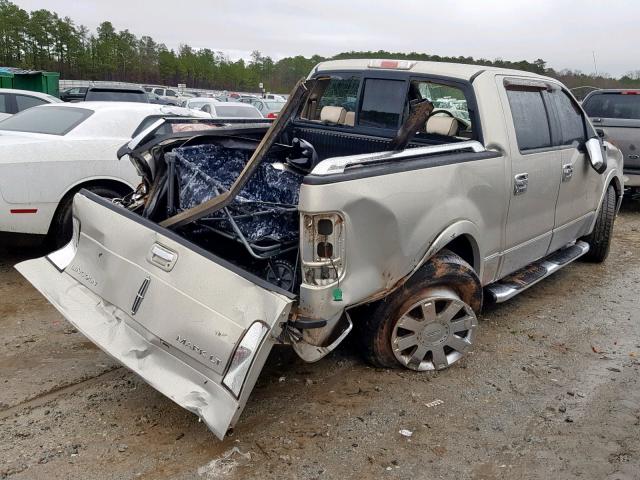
582,184,616,263
50,186,125,249
359,250,482,371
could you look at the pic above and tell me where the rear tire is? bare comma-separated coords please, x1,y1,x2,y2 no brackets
49,186,124,249
582,184,616,263
359,250,482,371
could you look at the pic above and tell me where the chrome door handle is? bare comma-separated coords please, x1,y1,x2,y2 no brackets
592,118,602,123
629,154,639,160
562,164,573,182
514,173,529,195
147,243,178,271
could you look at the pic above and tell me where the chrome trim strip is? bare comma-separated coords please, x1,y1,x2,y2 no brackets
311,140,487,175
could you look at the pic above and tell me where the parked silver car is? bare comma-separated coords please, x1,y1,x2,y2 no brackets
18,59,623,439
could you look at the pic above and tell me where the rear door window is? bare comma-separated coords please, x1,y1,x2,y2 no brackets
506,89,552,151
358,79,406,129
582,92,640,120
15,94,47,111
0,93,10,113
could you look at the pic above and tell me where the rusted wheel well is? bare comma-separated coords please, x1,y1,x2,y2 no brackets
47,179,132,235
440,234,479,274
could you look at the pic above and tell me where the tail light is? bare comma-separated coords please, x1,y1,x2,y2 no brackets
223,322,269,397
300,213,345,287
266,112,278,119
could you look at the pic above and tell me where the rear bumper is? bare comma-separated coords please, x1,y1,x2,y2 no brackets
15,257,242,439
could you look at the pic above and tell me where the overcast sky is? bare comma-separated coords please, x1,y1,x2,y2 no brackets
13,0,637,77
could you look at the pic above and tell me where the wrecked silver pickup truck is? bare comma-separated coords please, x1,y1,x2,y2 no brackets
18,59,624,439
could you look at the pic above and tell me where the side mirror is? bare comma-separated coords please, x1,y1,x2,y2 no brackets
585,137,607,174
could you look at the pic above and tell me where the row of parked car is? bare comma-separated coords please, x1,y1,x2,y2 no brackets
2,59,638,440
57,84,287,118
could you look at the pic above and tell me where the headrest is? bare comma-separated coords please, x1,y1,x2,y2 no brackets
343,111,355,126
426,115,459,136
320,106,347,124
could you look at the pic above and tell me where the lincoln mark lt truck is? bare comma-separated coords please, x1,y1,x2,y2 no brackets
17,59,623,439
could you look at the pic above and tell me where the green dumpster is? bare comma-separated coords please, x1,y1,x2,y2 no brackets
0,67,60,97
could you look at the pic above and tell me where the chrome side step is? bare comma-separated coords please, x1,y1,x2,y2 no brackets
485,241,590,303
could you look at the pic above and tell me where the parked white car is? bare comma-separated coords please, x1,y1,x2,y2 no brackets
0,88,62,121
0,101,205,244
184,97,263,118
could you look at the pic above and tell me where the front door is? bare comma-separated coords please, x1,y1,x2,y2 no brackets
547,88,602,251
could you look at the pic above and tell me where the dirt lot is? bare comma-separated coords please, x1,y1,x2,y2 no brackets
1,197,639,480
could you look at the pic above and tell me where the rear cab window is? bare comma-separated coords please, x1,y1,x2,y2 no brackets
582,91,640,120
299,72,477,140
359,78,406,129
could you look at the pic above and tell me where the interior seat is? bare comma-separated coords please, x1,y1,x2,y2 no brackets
425,116,460,136
342,111,355,126
320,106,347,125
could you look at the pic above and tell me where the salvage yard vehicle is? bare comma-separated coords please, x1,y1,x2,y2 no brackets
17,59,623,439
582,89,640,192
0,88,63,120
0,102,207,245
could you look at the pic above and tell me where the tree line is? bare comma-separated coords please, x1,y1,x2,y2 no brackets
1,0,639,96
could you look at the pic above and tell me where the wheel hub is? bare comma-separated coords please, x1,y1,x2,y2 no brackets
418,321,449,345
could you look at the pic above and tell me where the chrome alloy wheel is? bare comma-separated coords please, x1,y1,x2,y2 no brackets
390,287,477,371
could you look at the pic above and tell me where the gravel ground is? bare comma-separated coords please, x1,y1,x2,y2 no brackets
1,197,639,480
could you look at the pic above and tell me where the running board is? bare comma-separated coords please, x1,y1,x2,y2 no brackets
485,241,590,303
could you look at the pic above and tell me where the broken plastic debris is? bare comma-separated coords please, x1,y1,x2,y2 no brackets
197,447,251,478
399,429,413,437
424,399,444,408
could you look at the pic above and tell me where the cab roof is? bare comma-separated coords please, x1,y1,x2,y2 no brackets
313,58,553,82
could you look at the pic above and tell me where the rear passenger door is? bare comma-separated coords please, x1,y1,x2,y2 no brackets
546,87,601,251
498,79,562,276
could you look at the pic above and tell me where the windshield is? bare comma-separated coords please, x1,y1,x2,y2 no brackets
85,89,148,103
0,106,93,135
214,105,262,118
583,92,640,120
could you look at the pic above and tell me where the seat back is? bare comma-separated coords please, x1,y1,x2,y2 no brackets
426,116,459,136
320,106,347,125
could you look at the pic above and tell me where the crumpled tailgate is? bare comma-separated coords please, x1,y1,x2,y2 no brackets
16,191,294,439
